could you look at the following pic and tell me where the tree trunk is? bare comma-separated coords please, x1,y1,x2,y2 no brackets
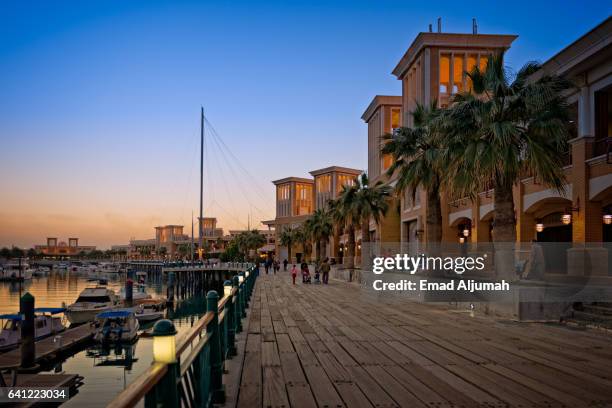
492,180,516,242
315,240,321,263
361,218,372,271
426,187,443,243
287,242,292,265
493,180,517,280
347,224,356,269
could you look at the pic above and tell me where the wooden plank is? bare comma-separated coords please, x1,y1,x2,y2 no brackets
302,365,345,408
263,366,290,408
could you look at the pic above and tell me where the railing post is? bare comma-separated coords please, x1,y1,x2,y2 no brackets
224,280,237,357
233,276,243,332
206,291,225,404
238,273,247,316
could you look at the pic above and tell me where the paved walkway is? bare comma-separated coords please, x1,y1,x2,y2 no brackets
236,273,612,408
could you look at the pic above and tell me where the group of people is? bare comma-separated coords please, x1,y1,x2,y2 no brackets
290,258,331,285
263,258,281,274
261,256,332,285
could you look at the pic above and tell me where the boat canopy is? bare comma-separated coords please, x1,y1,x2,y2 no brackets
0,314,22,321
34,307,66,314
96,310,133,319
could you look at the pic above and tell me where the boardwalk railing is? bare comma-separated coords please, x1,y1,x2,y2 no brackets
108,265,257,408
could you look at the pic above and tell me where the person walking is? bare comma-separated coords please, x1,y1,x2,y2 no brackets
273,260,280,274
291,264,297,285
283,258,288,271
321,257,331,285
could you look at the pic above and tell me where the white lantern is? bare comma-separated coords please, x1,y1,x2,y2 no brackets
561,214,572,225
462,228,470,237
535,223,544,232
238,275,244,284
152,320,177,364
459,237,465,244
604,214,612,225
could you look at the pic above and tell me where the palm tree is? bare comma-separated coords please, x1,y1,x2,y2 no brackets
441,52,572,243
279,227,295,263
307,208,334,262
335,181,361,269
246,230,266,258
353,173,392,267
382,101,445,243
293,226,312,262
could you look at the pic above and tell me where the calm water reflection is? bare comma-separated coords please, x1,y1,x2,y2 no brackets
0,271,209,407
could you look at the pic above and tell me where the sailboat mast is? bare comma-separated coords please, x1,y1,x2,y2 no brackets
191,211,194,263
199,107,204,259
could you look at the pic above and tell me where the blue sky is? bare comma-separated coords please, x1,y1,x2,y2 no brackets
0,0,610,247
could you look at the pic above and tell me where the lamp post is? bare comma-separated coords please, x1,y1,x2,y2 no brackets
149,319,179,408
238,273,247,317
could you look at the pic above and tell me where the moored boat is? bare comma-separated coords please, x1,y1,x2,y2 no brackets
0,259,34,281
93,310,139,343
65,287,120,325
0,307,66,352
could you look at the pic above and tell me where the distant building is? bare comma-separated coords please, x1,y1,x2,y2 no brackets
269,166,362,262
34,237,96,257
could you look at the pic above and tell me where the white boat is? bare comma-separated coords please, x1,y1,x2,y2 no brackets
55,262,69,270
134,300,165,323
65,287,120,325
96,263,121,273
119,284,152,304
93,310,139,343
0,308,66,352
0,260,33,281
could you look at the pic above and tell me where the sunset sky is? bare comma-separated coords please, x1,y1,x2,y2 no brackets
0,0,609,249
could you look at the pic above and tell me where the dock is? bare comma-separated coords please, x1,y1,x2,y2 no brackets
236,273,612,408
1,373,82,407
0,324,93,370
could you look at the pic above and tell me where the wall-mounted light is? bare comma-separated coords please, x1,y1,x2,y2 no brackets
535,223,544,232
459,237,465,244
561,213,572,225
604,214,612,225
462,228,470,237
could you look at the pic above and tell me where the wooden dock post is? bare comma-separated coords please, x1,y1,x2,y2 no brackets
19,292,36,370
233,276,242,332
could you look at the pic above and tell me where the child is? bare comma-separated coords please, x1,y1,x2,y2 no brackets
291,264,297,285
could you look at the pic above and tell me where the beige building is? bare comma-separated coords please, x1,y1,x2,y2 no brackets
34,237,96,257
271,166,362,262
365,18,612,280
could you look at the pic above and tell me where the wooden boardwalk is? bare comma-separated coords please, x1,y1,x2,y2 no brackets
236,273,612,408
0,324,93,370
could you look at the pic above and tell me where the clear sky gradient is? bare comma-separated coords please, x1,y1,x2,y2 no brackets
1,0,610,249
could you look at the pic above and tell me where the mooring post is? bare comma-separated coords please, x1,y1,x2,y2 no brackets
125,278,133,307
20,292,36,369
167,271,175,304
206,290,226,403
233,275,242,332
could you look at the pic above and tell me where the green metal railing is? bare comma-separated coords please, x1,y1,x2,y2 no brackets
108,264,257,408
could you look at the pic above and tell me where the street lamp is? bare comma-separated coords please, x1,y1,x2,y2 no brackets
152,319,177,364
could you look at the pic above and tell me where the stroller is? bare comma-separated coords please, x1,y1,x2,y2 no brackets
301,268,312,284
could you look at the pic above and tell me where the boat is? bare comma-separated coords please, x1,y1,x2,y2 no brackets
0,260,34,281
93,310,139,343
65,287,120,325
0,308,66,352
134,300,165,323
119,284,152,304
96,263,121,273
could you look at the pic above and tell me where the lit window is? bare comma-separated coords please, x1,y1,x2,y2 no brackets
453,55,464,94
439,54,450,94
466,54,477,91
479,55,488,73
391,108,401,130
